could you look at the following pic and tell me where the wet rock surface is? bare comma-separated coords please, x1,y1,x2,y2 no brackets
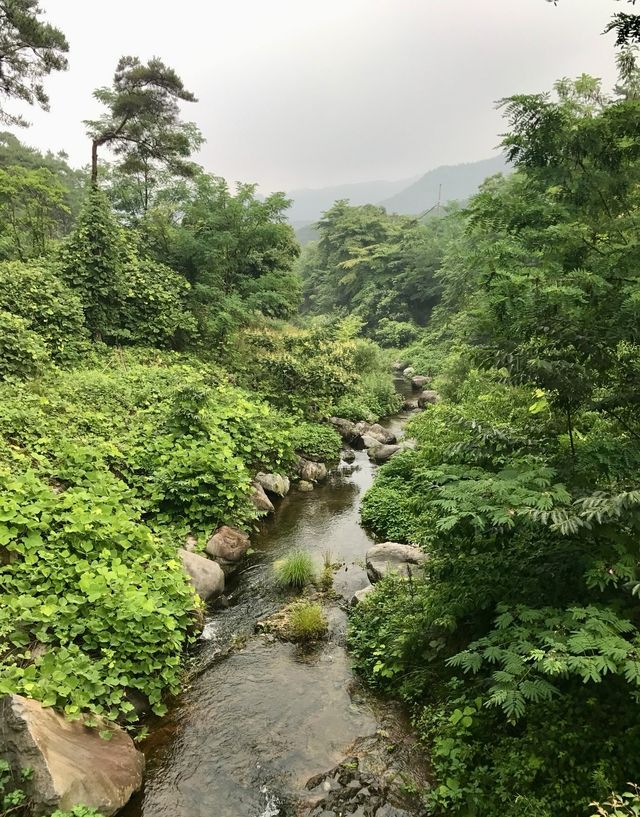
301,726,428,817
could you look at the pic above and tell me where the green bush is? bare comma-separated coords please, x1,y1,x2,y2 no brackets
288,601,328,642
0,467,195,721
0,311,49,380
0,260,87,364
373,319,420,348
274,551,316,589
289,422,342,462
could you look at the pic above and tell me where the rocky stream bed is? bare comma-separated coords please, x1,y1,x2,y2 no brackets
120,382,429,817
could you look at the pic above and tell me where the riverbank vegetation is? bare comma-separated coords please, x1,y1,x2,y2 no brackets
339,60,640,817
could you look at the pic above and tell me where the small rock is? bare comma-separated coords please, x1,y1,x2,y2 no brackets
184,534,197,552
402,366,415,377
411,375,430,390
366,542,428,583
402,400,418,411
342,449,356,463
205,525,250,563
298,480,314,492
0,695,144,816
368,445,401,463
251,481,275,514
179,549,225,601
255,472,290,497
391,361,408,372
351,585,376,605
417,390,440,408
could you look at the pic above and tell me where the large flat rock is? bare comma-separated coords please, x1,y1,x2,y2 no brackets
366,543,428,583
0,695,144,816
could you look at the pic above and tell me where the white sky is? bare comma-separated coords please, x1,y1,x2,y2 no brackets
13,0,622,192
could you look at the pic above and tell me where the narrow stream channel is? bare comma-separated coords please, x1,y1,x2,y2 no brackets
122,383,424,817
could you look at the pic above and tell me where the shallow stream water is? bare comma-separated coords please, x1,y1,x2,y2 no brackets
122,383,424,817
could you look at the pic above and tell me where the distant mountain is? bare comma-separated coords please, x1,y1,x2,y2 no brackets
379,155,510,216
288,155,511,245
285,176,419,224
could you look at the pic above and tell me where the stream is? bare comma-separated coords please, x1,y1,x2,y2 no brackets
122,382,426,817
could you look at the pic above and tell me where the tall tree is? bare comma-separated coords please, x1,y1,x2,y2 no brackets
0,0,68,126
85,56,200,189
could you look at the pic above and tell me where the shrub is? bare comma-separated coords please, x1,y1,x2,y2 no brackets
0,467,195,721
0,260,87,364
373,319,420,348
289,422,342,462
0,311,49,380
274,551,316,589
288,601,328,642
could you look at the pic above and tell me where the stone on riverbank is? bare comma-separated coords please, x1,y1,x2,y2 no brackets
350,584,376,605
205,525,250,563
417,390,440,408
179,548,225,601
368,444,401,463
255,472,290,497
366,543,428,583
411,375,430,390
251,481,275,514
297,480,314,492
0,694,144,816
328,417,358,443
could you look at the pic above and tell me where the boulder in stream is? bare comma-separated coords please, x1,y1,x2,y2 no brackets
255,472,290,498
297,458,328,482
251,481,275,515
402,366,415,377
366,543,428,583
179,548,225,601
361,434,383,450
0,694,144,816
368,444,401,463
411,375,430,390
342,448,356,463
417,389,440,408
354,422,396,445
205,525,251,564
297,480,314,492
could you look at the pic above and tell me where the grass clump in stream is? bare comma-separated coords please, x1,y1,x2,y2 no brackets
288,601,328,642
274,551,316,589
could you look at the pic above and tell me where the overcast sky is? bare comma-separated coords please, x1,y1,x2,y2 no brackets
15,0,622,192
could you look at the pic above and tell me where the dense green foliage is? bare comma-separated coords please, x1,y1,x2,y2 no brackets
289,422,342,462
349,69,640,817
299,200,462,344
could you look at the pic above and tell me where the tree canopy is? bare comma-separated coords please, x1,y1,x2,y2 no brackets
0,0,68,126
